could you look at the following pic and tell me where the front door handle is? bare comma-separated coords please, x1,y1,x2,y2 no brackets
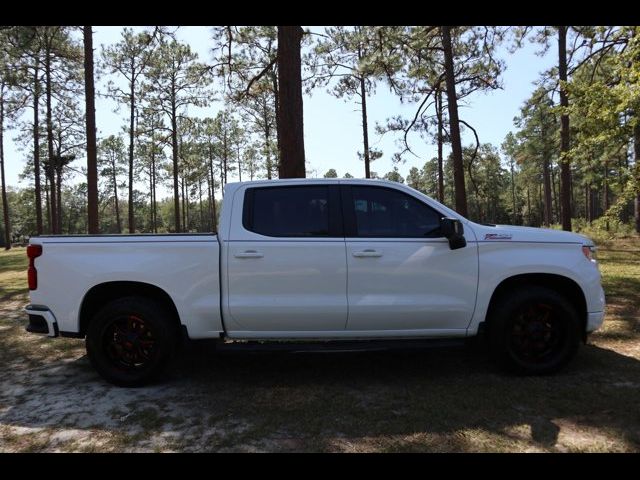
234,250,264,258
352,249,383,258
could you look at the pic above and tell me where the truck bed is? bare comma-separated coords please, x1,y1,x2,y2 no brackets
28,234,223,339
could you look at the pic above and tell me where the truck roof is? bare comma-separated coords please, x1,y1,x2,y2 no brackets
224,177,402,188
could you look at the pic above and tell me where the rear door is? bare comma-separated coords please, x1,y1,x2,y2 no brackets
343,184,478,333
225,184,348,333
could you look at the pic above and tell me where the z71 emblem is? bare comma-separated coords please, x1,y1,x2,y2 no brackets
484,233,512,240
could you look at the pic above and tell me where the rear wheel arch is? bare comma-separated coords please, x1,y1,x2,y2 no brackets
79,281,182,338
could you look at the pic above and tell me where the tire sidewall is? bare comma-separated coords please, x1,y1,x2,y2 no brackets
490,286,581,375
86,296,174,387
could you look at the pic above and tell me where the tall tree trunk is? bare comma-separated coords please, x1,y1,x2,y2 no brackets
237,143,242,182
219,158,225,198
551,163,558,223
570,170,575,216
205,150,212,231
185,177,190,232
441,26,467,217
171,100,180,232
589,185,594,224
112,154,121,233
604,159,610,231
510,157,517,225
150,120,157,234
0,91,10,249
620,150,631,223
585,183,591,224
56,167,62,234
209,146,217,231
538,182,543,225
436,87,445,203
558,26,572,231
634,122,640,233
44,40,57,234
527,187,532,226
263,99,273,180
198,177,203,232
152,168,157,233
151,146,156,233
223,134,228,187
44,175,50,231
276,26,306,178
33,58,43,235
270,70,280,169
180,175,185,231
84,26,99,234
359,75,371,179
542,154,552,227
181,173,187,233
128,63,135,233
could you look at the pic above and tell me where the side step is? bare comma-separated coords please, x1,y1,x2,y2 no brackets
214,338,467,354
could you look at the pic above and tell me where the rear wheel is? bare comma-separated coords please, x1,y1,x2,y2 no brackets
489,286,580,375
86,296,176,387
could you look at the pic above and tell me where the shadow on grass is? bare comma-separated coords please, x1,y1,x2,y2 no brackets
0,289,28,305
603,275,640,300
0,251,26,275
1,340,639,452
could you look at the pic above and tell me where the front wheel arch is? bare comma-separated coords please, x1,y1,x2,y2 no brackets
484,273,588,341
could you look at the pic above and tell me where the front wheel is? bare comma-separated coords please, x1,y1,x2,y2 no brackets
489,286,581,375
86,296,176,387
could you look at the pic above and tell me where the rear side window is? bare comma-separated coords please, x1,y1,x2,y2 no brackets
351,186,443,237
243,186,331,237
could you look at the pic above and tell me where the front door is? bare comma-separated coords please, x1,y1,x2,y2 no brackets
226,184,348,333
343,185,478,332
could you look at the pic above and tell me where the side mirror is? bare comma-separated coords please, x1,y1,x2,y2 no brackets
440,217,467,250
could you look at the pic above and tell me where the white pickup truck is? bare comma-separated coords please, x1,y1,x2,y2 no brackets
24,178,605,386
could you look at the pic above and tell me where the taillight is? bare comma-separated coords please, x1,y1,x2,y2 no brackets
582,245,596,262
27,244,42,290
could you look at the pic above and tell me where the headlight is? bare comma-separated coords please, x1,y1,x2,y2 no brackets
582,245,597,261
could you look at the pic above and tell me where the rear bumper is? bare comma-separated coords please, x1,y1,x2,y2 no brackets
24,304,59,337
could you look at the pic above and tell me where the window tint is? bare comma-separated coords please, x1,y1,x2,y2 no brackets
245,186,330,237
351,186,442,237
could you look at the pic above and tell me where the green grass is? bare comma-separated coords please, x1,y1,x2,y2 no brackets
0,247,27,303
591,237,640,347
1,238,640,452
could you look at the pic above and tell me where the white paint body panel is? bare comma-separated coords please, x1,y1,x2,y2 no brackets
225,240,348,331
28,236,223,339
345,238,477,331
27,178,605,342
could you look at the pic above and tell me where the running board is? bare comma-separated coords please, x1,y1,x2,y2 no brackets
214,338,466,354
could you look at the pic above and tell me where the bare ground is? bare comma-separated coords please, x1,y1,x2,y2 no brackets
1,239,639,452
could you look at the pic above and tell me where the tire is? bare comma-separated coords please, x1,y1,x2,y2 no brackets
488,286,581,375
86,296,176,387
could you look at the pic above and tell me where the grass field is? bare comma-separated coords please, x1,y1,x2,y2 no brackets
1,237,639,452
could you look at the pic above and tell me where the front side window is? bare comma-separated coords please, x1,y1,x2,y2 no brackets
351,186,442,237
244,186,330,237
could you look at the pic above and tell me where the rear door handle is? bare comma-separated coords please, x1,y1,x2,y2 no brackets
352,249,383,258
234,250,264,258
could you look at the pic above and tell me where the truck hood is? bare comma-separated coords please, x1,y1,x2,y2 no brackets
467,222,594,245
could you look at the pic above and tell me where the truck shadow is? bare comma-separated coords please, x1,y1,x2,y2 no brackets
1,340,639,451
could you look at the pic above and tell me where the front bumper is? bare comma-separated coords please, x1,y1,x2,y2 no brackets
586,310,605,333
24,304,59,337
